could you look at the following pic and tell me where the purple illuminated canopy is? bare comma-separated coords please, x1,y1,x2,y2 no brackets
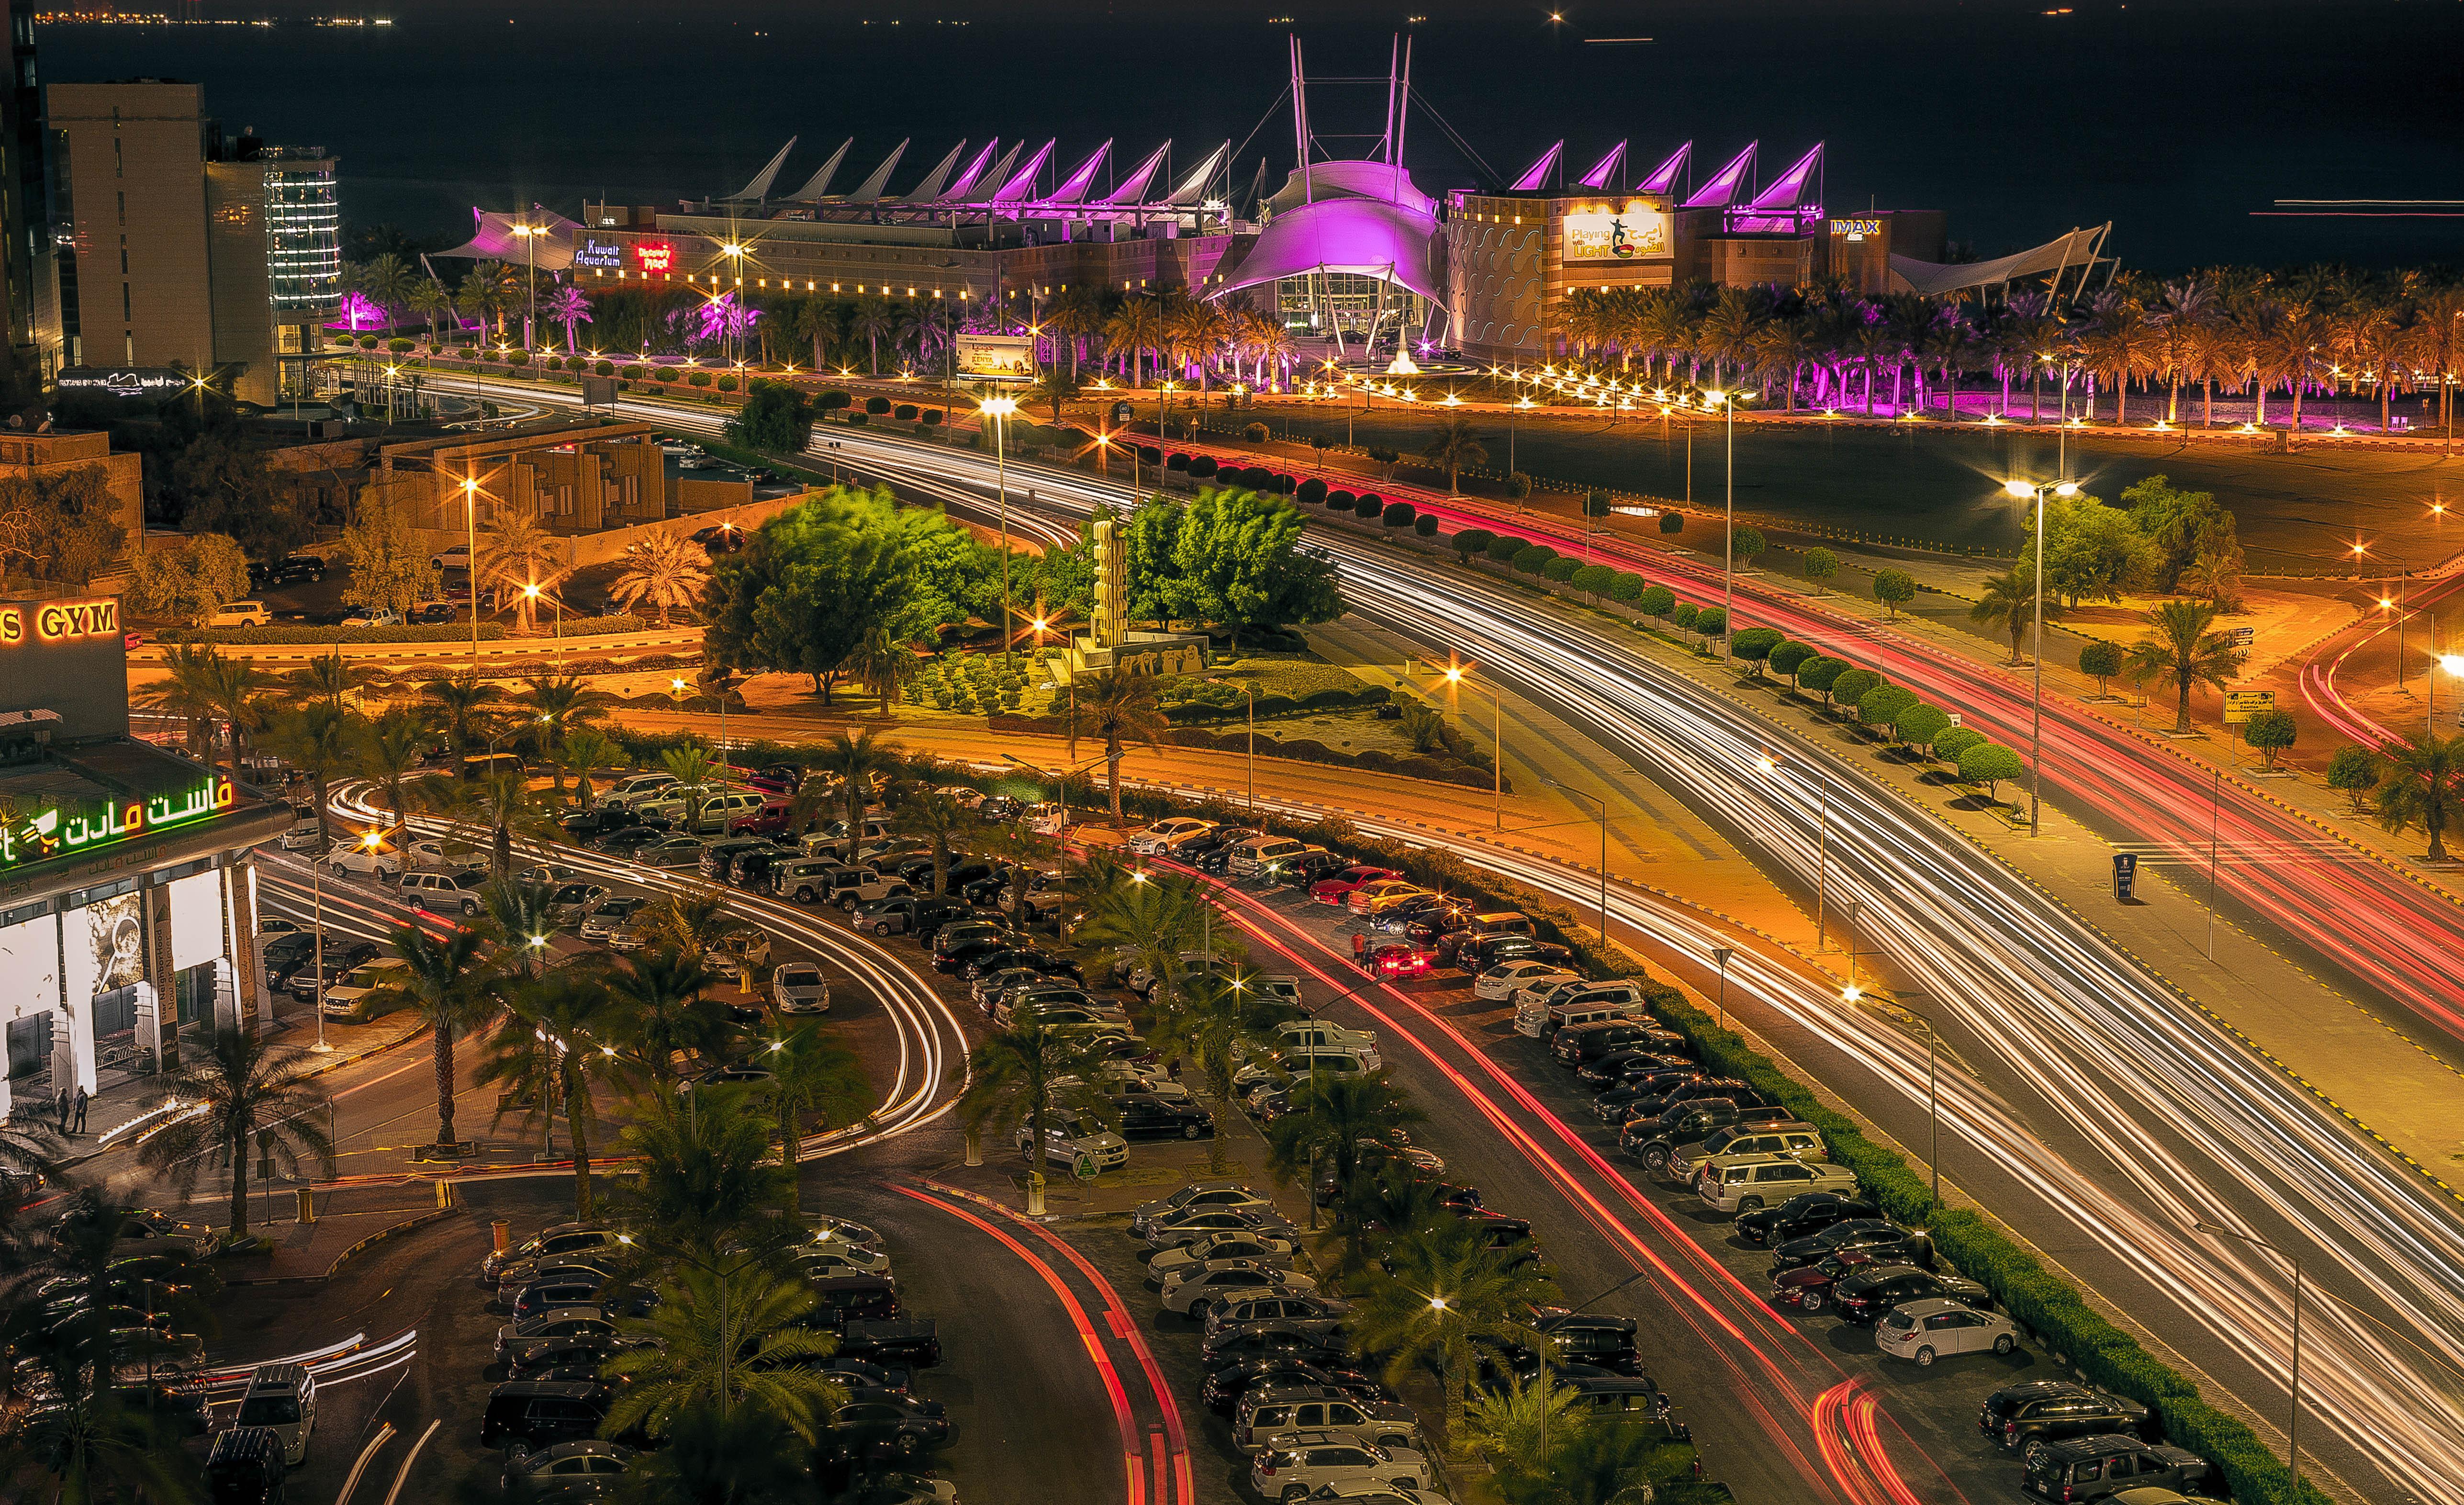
1212,195,1445,307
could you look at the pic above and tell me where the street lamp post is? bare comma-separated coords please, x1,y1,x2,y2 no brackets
2004,477,2080,837
510,220,548,354
981,396,1020,666
2196,1220,2303,1494
1441,664,1505,831
1702,389,1746,651
1711,946,1733,1030
459,476,483,672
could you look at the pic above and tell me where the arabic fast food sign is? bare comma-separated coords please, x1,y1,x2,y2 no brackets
0,774,235,872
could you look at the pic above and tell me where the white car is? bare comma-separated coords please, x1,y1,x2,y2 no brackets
792,1235,892,1278
1874,1298,2022,1366
1130,817,1215,855
1146,1231,1300,1283
1266,1020,1380,1060
1249,1430,1432,1503
706,928,772,973
278,817,323,853
772,963,830,1014
323,840,403,878
605,916,658,953
206,599,269,629
580,896,650,943
1476,960,1578,1003
1159,1261,1317,1318
1018,1113,1128,1172
601,772,678,809
431,543,472,571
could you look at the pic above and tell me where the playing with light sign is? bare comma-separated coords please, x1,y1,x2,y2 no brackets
1562,210,1670,263
0,598,118,646
0,774,234,872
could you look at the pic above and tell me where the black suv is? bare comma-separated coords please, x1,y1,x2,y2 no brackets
1550,1020,1670,1069
2021,1434,2209,1501
283,940,381,1000
1980,1381,2153,1453
480,1381,613,1456
1770,1218,1920,1276
1115,1097,1214,1140
249,553,327,589
1619,1100,1800,1174
1832,1265,1993,1325
1737,1191,1878,1248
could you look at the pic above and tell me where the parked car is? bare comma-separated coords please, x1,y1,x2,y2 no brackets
284,941,381,1002
317,956,411,1022
1115,1096,1214,1140
1201,1354,1384,1414
1149,1231,1299,1282
1143,1208,1295,1253
1833,1265,1994,1326
498,1440,636,1499
480,1381,616,1459
1697,1151,1860,1215
705,927,772,973
600,773,678,809
818,1394,954,1464
578,897,650,943
250,552,327,588
1131,817,1217,854
1979,1381,2154,1453
1870,1296,2019,1364
1132,1182,1275,1237
495,1311,621,1370
1248,1429,1432,1502
1659,1119,1826,1183
1232,1391,1421,1456
398,869,486,917
1017,1114,1127,1172
323,839,403,878
1162,1262,1318,1320
593,826,666,856
1204,1293,1356,1347
2022,1435,2210,1502
1736,1192,1879,1249
207,599,271,629
1309,866,1405,905
544,884,611,929
772,963,829,1014
1770,1220,1931,1279
1476,959,1578,1003
630,834,708,869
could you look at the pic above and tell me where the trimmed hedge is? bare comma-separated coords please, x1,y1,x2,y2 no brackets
1191,456,1220,479
1609,572,1645,604
1830,667,1883,707
158,614,661,647
1382,501,1417,528
1453,528,1494,562
1639,584,1676,618
1486,533,1528,564
1934,726,1987,762
1413,514,1440,538
1569,563,1614,598
1328,490,1355,511
1511,544,1557,575
1298,478,1329,506
1730,626,1784,674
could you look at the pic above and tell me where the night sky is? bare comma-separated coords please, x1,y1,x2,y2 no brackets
43,0,2464,271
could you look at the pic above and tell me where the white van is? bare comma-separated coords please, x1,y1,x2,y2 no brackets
1518,983,1653,1039
1229,835,1307,878
237,1362,316,1465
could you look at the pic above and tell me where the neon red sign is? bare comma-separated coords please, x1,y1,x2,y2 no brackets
633,242,673,273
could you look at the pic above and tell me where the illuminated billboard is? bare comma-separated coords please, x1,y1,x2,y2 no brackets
0,598,119,647
954,334,1036,383
1562,209,1670,263
0,774,235,874
632,242,674,273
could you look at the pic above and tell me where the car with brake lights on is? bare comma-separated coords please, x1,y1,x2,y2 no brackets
1831,1264,1994,1325
1736,1191,1878,1248
1366,943,1435,978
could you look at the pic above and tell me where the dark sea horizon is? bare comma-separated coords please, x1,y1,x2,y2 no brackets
43,0,2464,275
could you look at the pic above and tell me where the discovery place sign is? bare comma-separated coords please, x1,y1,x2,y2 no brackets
0,774,235,873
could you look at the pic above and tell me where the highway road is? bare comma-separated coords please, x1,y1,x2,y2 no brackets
448,373,2464,1500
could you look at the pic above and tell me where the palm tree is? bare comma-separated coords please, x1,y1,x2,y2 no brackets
816,729,897,849
1498,1417,1673,1505
1420,417,1489,494
517,673,609,797
1969,565,2060,665
260,702,359,852
357,252,417,334
482,512,570,634
545,280,594,353
602,1265,844,1444
1350,1217,1560,1431
1104,295,1164,387
480,877,563,976
656,743,721,833
854,625,917,719
758,1020,871,1168
851,294,897,374
479,966,623,1215
2373,733,2464,862
2125,598,2249,733
977,818,1061,928
608,1400,812,1505
609,531,711,627
353,706,435,836
560,727,620,810
2078,303,2162,424
1264,1070,1428,1251
888,790,970,896
1071,857,1207,1011
795,297,845,370
956,1002,1120,1174
1066,671,1167,823
1147,974,1297,1174
137,645,269,780
135,1028,337,1240
415,764,546,876
1327,1161,1457,1279
1024,371,1081,425
0,1383,204,1505
605,947,728,1088
273,647,380,713
133,643,220,764
639,890,731,959
365,923,503,1151
1458,1376,1591,1478
420,674,505,775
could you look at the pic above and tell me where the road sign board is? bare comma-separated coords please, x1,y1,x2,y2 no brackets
2113,852,2139,902
2222,689,2276,724
2226,626,2255,645
1073,1151,1100,1181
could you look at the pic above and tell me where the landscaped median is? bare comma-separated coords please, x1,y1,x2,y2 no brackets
156,616,668,647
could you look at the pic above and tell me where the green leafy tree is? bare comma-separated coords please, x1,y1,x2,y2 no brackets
1830,668,1883,710
659,744,720,834
703,486,920,702
723,380,815,452
1608,572,1644,605
1895,703,1952,752
1459,1378,1591,1480
1694,605,1728,640
0,466,127,587
352,706,434,835
1072,856,1208,1013
170,437,314,561
2123,473,2239,591
1872,568,1917,619
1499,1417,1686,1505
127,532,251,625
2326,743,2379,814
1768,640,1816,688
1421,417,1489,492
1125,488,1344,645
1570,563,1615,600
1638,584,1676,620
134,1028,337,1241
759,1019,872,1168
517,672,610,797
602,1265,843,1445
1957,741,2026,800
273,647,380,713
364,923,503,1150
2373,733,2464,861
338,488,440,618
1453,528,1495,564
2241,708,2297,771
560,727,620,810
2079,640,2125,697
1731,526,1766,567
1803,546,1840,593
2030,493,2160,606
1859,685,1921,737
956,1002,1120,1174
1797,655,1852,703
2125,598,2248,733
609,530,711,628
1934,726,1987,763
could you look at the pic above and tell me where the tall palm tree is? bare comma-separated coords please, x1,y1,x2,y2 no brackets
545,280,594,353
1071,857,1208,1012
1420,417,1489,494
274,647,380,713
758,1019,871,1168
795,296,844,371
1349,1216,1560,1431
481,512,570,634
854,625,917,719
2078,303,2162,424
639,890,732,959
1066,671,1167,823
2373,733,2464,862
135,1028,337,1240
560,727,620,810
261,702,360,852
365,923,503,1151
479,966,622,1214
2125,598,2249,733
605,946,728,1088
516,673,609,797
479,877,564,975
420,674,506,775
816,729,897,849
357,252,417,334
352,706,434,835
1147,974,1297,1174
851,294,897,374
956,1002,1120,1173
1497,1416,1672,1505
1104,295,1164,387
134,643,222,764
0,1383,204,1505
602,1265,844,1444
407,280,455,342
1264,1070,1428,1258
889,790,970,896
414,764,546,876
606,1401,813,1504
609,531,711,627
659,743,721,833
1969,565,2060,665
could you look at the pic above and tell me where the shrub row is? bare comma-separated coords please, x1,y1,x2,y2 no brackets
159,613,670,647
1158,684,1390,725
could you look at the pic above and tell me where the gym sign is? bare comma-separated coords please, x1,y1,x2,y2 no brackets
0,598,120,647
0,773,234,873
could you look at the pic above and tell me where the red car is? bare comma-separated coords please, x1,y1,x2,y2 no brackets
726,800,794,837
1769,1247,1895,1313
1370,943,1434,979
1310,865,1403,905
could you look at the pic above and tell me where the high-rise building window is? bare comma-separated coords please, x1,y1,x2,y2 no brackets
262,155,339,313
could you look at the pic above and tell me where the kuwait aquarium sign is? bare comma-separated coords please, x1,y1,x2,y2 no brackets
0,774,235,873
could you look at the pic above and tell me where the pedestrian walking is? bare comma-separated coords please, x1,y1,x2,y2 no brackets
71,1086,88,1135
54,1087,70,1133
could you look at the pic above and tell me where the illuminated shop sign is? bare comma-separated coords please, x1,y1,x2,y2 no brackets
1562,209,1669,263
1831,218,1882,241
633,242,674,273
0,774,234,872
56,367,190,397
574,236,625,270
0,598,120,646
